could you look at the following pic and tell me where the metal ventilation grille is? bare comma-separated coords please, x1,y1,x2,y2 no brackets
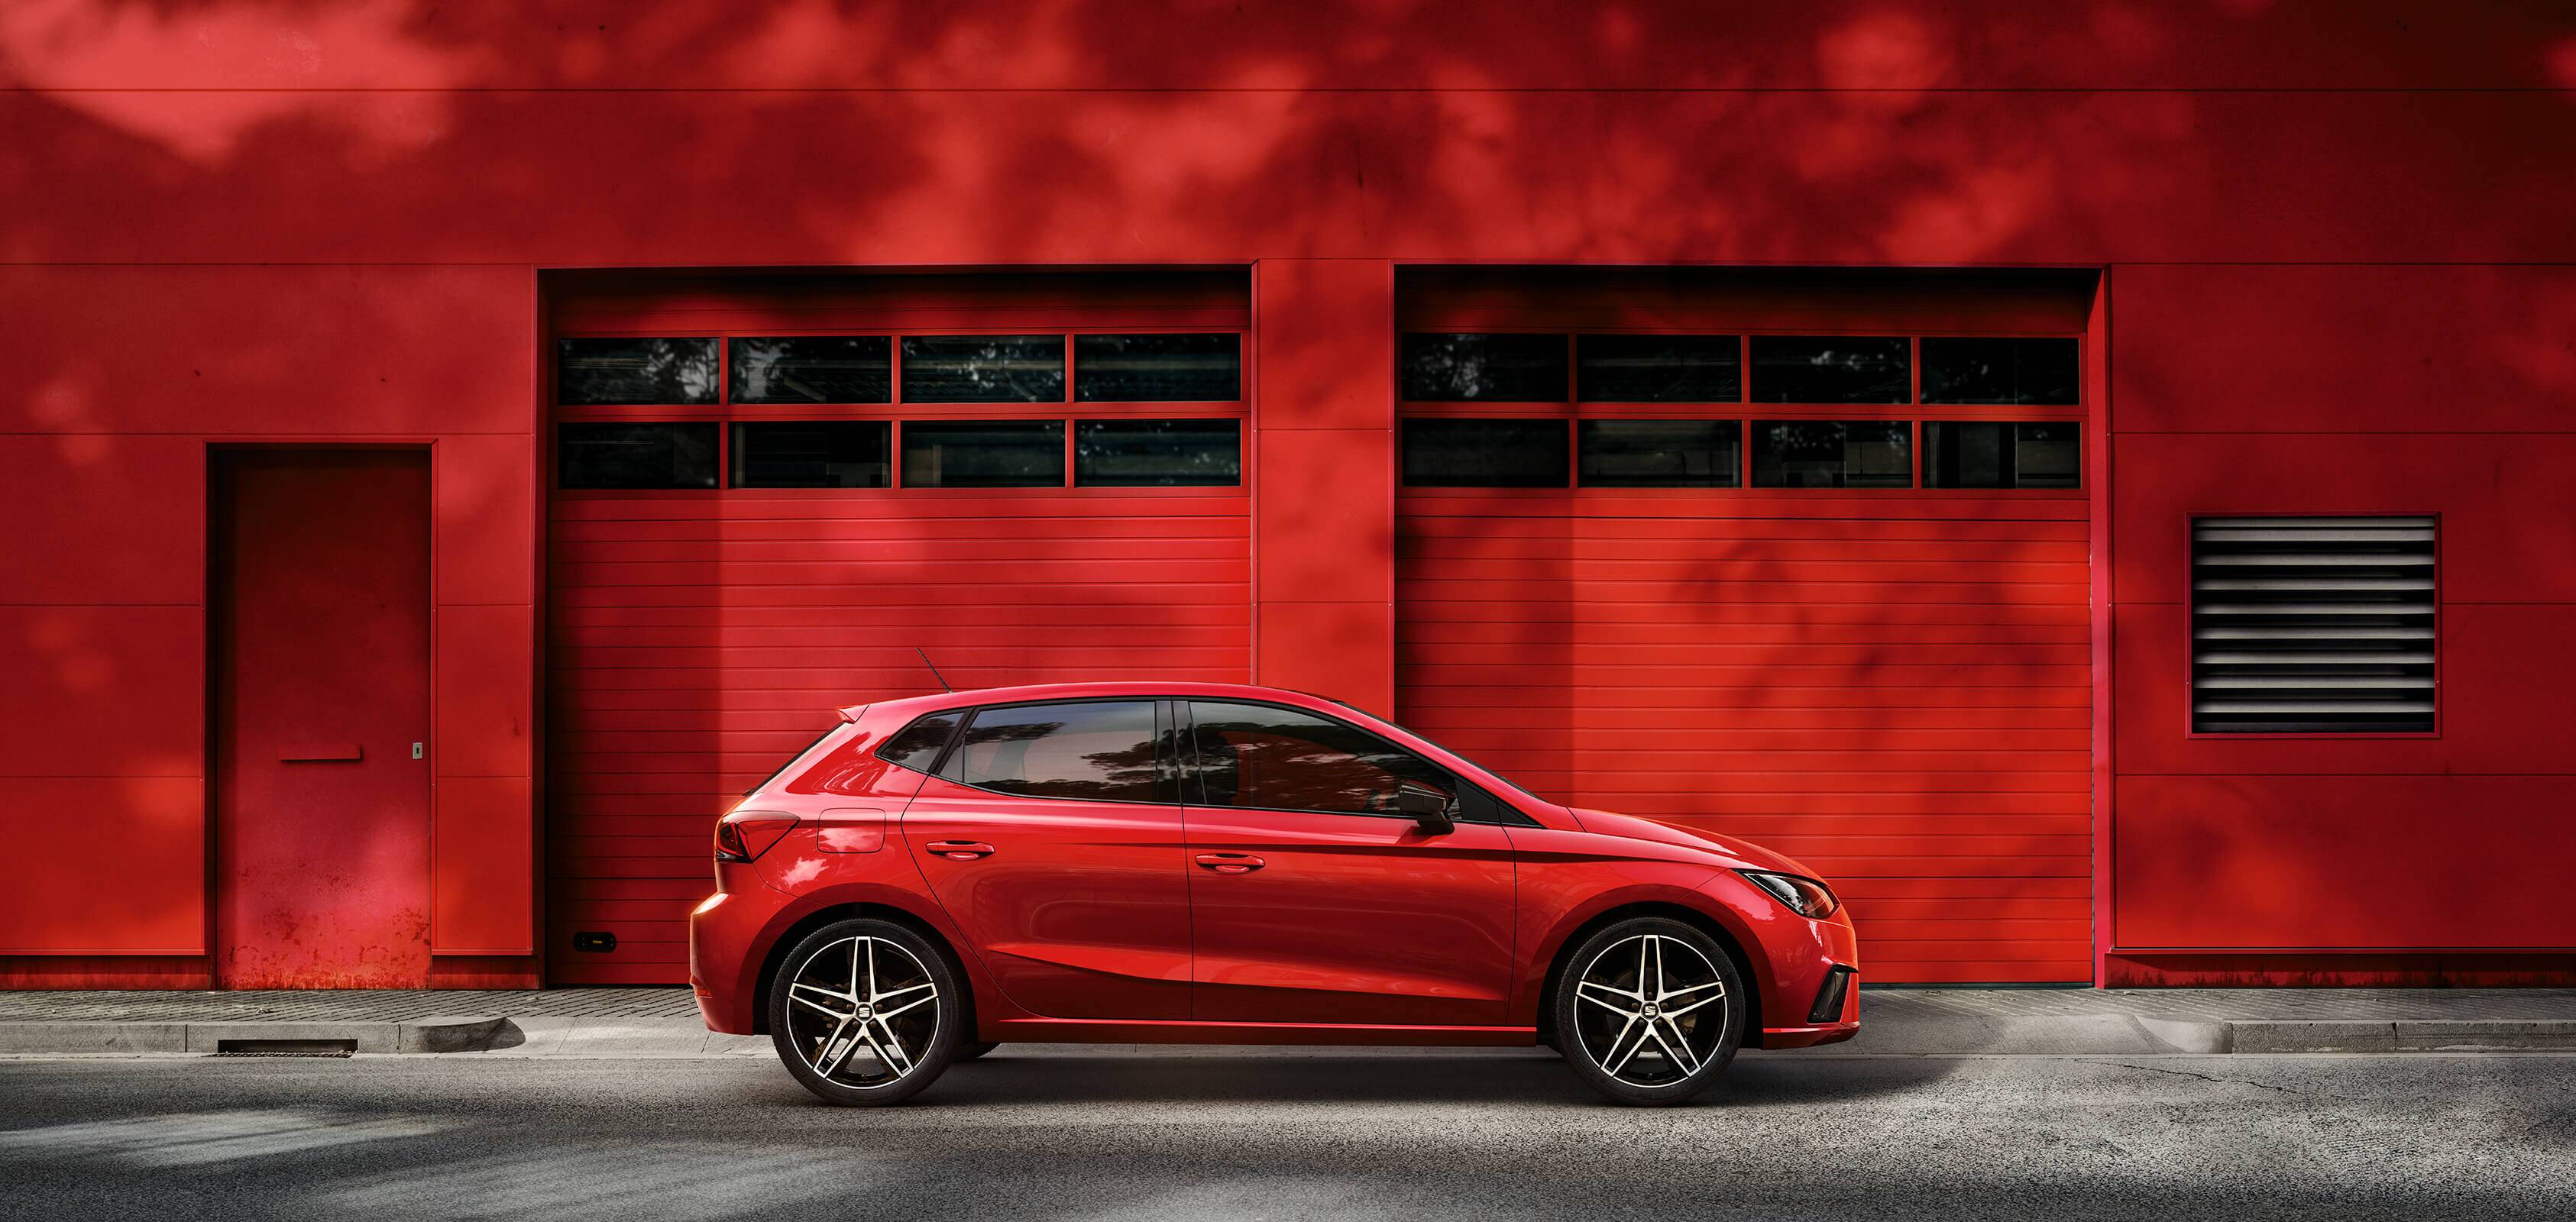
2191,516,2436,733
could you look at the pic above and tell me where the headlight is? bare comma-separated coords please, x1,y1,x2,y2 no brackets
1738,870,1840,918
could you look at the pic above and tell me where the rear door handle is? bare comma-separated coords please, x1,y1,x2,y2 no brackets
1194,852,1264,874
928,840,995,861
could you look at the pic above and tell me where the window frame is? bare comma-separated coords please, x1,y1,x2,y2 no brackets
550,325,1249,494
1393,326,2084,496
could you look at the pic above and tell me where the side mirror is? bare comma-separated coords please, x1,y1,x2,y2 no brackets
1395,782,1455,836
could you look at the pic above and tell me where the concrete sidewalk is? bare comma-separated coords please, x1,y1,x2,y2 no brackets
4,987,2574,1057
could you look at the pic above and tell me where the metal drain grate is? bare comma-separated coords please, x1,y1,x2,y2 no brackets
215,1039,357,1058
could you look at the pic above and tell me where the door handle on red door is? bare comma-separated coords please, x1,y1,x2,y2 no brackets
1194,852,1264,874
928,841,996,861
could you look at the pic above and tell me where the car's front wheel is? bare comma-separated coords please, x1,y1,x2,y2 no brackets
1552,916,1746,1105
769,918,962,1106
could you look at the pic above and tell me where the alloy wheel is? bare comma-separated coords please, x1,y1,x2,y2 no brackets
1571,933,1729,1088
782,934,942,1088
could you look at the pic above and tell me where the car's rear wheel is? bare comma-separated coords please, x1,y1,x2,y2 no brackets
1552,916,1746,1106
769,918,961,1106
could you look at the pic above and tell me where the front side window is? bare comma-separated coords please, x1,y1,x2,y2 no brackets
944,701,1163,803
1187,701,1452,816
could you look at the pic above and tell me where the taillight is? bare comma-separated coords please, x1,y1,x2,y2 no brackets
714,810,800,862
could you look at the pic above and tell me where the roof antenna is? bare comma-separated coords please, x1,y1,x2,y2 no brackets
916,646,953,693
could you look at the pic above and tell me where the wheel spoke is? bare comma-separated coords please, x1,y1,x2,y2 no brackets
864,1020,911,1074
1656,977,1725,1004
872,980,936,1006
1577,978,1640,1003
811,1017,858,1078
791,992,854,1022
856,937,869,1002
1638,936,1655,1000
1659,992,1723,1020
1578,993,1639,1020
874,993,936,1021
1602,1017,1651,1076
1648,1019,1699,1075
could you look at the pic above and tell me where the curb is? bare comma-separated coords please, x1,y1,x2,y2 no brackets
0,1016,503,1056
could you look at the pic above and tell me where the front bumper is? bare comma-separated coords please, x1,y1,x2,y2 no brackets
1754,904,1862,1049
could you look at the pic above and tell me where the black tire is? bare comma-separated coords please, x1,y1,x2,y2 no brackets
768,918,963,1106
953,1041,1002,1062
1552,916,1747,1106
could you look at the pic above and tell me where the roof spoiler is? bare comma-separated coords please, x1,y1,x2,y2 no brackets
836,704,869,724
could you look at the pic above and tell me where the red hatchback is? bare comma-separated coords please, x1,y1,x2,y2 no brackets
688,682,1858,1106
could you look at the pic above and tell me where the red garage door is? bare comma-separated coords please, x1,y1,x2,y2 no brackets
545,272,1251,984
1394,270,2098,984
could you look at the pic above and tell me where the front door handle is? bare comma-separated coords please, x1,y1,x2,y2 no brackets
1194,852,1264,874
929,840,995,861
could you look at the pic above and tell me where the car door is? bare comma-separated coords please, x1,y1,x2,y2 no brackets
899,698,1192,1020
1180,699,1519,1026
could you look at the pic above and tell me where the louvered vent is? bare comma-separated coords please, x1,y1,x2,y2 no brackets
2190,516,2436,732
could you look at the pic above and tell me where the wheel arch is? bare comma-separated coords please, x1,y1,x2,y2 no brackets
749,899,980,1037
1533,900,1767,1046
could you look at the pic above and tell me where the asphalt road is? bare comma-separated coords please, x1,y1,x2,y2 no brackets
2,1049,2571,1221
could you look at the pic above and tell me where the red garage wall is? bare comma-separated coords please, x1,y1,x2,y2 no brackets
2105,266,2576,985
3,2,2572,987
0,266,538,986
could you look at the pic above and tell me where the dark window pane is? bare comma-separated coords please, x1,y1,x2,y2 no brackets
1750,336,1911,403
730,422,891,489
1752,420,1912,488
900,420,1065,487
1401,333,1568,401
1922,337,2079,405
556,422,717,490
1188,701,1450,816
729,336,892,404
1075,419,1241,487
1578,335,1740,402
556,338,718,405
948,701,1162,803
1926,422,2082,489
875,711,962,773
899,335,1065,402
1578,419,1740,488
1401,418,1568,487
1075,334,1241,402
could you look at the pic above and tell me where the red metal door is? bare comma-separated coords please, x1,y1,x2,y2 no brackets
899,775,1193,1020
211,450,432,988
1182,807,1517,1026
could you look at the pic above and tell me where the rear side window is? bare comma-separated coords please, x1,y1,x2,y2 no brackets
875,711,963,774
945,701,1163,803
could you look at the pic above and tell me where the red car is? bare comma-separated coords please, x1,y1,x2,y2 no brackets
688,682,1858,1106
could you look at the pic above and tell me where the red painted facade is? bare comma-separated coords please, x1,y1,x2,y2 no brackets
3,2,2571,989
